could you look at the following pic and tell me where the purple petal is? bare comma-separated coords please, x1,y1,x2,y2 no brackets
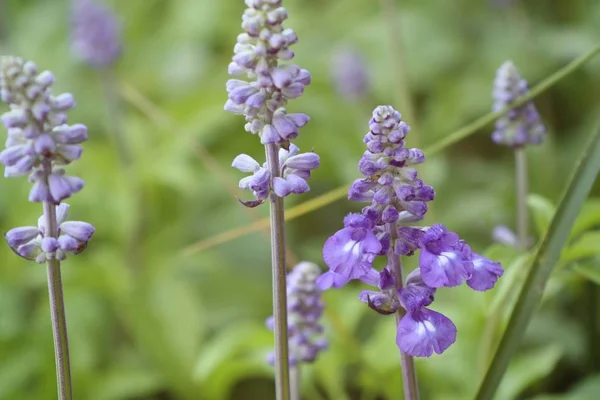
41,237,59,252
59,221,95,242
5,226,40,247
273,176,291,197
0,145,25,166
48,174,73,202
272,113,298,140
29,179,50,202
57,145,83,163
53,124,88,144
316,270,351,290
466,252,503,291
284,153,320,170
286,113,309,128
419,248,473,288
260,124,280,144
58,234,80,251
232,154,260,172
286,174,309,194
322,226,381,280
396,308,457,357
55,203,70,225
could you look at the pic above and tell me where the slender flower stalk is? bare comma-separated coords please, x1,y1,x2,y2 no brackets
492,61,545,250
267,262,327,400
0,57,94,400
319,106,503,399
225,1,318,398
387,224,419,399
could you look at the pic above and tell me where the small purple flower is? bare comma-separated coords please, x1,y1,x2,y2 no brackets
466,252,504,291
491,61,545,147
395,270,456,357
419,224,474,288
322,213,382,280
71,0,121,67
233,144,319,202
396,308,457,357
267,262,327,366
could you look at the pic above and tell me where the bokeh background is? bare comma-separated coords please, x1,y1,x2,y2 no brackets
1,0,600,399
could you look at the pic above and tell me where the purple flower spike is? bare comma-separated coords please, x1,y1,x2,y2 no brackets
466,252,504,291
1,57,94,263
396,308,457,357
267,262,327,365
323,213,382,280
319,104,502,359
226,0,316,204
491,61,545,147
331,46,369,101
71,0,121,67
419,224,474,288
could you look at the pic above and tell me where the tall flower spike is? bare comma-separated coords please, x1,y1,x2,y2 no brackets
225,2,316,399
491,61,545,147
0,57,94,399
71,0,121,67
321,105,503,363
267,262,327,366
226,0,318,205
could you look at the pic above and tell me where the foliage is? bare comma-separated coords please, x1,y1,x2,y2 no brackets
1,0,600,399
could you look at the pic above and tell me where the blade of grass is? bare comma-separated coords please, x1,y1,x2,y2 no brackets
474,117,600,400
180,43,600,257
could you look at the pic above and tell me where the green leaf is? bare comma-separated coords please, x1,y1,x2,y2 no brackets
527,194,556,236
496,345,563,400
570,198,600,240
475,117,600,400
572,261,600,285
561,231,600,262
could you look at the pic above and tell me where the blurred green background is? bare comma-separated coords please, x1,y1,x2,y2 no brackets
1,0,600,399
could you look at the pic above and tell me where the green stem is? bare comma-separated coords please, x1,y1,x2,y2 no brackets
515,148,529,250
43,162,73,400
265,143,291,400
475,118,600,400
290,365,301,400
387,223,419,400
101,66,131,167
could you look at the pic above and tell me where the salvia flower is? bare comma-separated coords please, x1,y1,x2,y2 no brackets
232,144,319,202
267,262,327,366
320,105,503,357
0,57,94,260
71,0,121,67
491,61,545,147
226,0,317,205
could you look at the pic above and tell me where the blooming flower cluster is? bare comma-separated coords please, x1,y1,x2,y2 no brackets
233,144,319,200
225,0,318,205
267,262,327,366
71,0,121,67
491,61,545,147
319,105,503,357
0,57,94,261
